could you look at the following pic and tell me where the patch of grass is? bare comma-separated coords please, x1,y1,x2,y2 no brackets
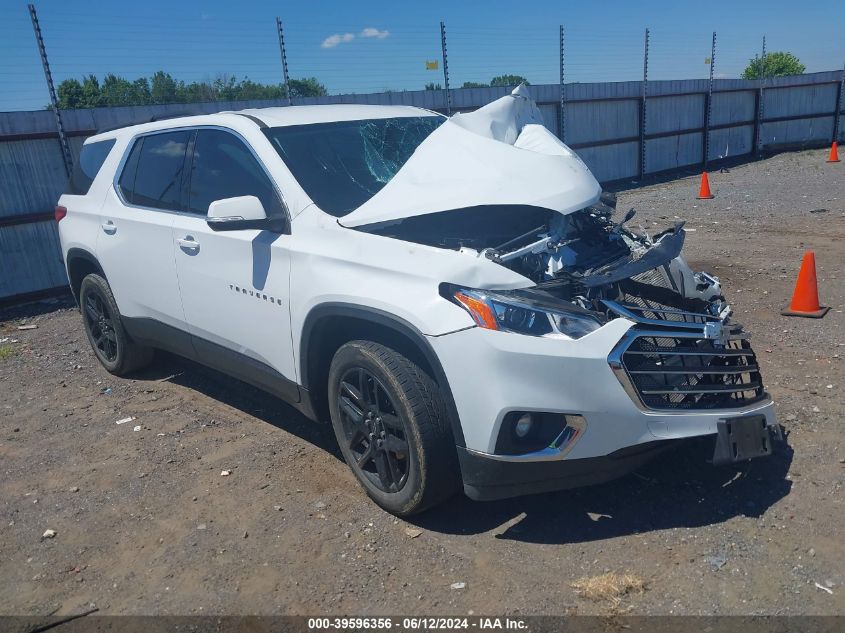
0,345,17,360
572,572,646,603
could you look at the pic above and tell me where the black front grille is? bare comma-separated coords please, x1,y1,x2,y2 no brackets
620,332,766,410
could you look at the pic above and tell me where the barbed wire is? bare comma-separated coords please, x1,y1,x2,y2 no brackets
0,7,839,112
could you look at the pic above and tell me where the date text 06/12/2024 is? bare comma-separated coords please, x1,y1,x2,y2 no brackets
307,617,528,630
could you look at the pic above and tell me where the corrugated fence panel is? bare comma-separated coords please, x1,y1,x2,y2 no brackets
763,83,839,118
564,100,639,145
2,71,843,301
0,109,59,136
761,117,835,148
537,104,559,137
767,70,842,87
646,132,703,173
647,94,704,134
710,91,756,126
708,125,754,160
566,81,642,101
0,136,84,218
0,221,67,296
577,142,639,182
649,79,709,97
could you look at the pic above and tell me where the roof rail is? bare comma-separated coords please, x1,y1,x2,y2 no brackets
227,112,268,128
96,110,205,134
149,110,202,122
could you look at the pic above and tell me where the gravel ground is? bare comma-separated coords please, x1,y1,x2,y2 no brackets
1,149,843,617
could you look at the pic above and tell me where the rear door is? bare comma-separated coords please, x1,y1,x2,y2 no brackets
171,128,297,398
96,130,192,349
58,138,117,267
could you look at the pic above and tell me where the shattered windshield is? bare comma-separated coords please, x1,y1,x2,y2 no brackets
264,116,445,217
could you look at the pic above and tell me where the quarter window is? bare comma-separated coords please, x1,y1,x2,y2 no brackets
187,129,281,216
118,130,190,211
65,139,116,195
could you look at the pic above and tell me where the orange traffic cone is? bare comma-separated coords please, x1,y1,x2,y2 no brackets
781,251,830,318
827,141,840,163
697,172,714,199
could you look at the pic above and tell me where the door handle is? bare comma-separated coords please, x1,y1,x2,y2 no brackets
101,220,116,235
177,236,200,251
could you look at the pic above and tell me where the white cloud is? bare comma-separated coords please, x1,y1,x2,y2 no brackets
360,27,389,39
320,28,389,49
321,32,356,49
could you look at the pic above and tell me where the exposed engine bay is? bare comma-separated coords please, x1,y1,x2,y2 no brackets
341,86,766,413
362,193,729,324
358,197,770,412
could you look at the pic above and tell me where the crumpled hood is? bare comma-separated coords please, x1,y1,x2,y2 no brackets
340,85,602,228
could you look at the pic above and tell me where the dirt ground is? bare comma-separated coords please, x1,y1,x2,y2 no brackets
1,149,844,617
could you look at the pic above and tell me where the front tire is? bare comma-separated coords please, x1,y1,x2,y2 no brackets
79,274,154,376
328,340,460,516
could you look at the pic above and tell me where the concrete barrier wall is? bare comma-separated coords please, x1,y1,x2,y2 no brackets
1,70,843,301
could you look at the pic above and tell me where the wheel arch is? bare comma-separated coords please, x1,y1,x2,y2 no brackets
299,303,466,448
66,248,107,304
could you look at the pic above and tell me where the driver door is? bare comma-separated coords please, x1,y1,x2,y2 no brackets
171,128,298,400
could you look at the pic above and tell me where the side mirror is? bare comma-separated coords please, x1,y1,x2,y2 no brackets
206,196,287,232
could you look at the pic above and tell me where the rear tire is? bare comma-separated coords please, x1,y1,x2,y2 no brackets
328,340,460,516
79,274,154,376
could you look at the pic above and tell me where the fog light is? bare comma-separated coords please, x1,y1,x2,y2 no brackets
514,413,534,438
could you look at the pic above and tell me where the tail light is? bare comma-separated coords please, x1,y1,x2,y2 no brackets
55,205,67,222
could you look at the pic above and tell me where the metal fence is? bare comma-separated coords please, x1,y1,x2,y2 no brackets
1,4,845,302
2,69,844,303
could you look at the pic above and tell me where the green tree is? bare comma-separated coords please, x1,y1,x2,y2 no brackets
101,73,149,106
57,78,84,109
48,72,327,108
424,82,442,91
150,71,179,104
81,74,102,107
211,74,239,101
741,52,805,79
236,78,282,100
131,78,152,105
490,74,529,87
288,77,328,98
461,81,488,88
177,80,216,103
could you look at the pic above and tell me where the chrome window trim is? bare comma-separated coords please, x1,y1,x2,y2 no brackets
111,124,291,226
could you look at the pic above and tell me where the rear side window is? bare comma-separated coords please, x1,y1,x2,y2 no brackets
187,129,282,216
64,139,116,195
117,130,190,211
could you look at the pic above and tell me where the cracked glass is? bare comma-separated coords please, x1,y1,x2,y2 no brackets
264,116,444,217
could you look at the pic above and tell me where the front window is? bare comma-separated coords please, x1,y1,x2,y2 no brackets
263,116,444,217
188,129,283,216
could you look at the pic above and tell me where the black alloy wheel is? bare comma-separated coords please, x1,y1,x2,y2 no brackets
327,340,460,516
78,273,154,376
336,367,410,493
83,291,118,362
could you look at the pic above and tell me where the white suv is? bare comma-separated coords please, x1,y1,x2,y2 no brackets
57,87,780,515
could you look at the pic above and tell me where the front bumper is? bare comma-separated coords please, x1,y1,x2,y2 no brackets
459,440,675,501
427,318,778,495
460,423,784,501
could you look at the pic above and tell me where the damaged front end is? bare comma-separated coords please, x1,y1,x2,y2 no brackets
463,196,770,414
397,198,770,414
340,86,772,417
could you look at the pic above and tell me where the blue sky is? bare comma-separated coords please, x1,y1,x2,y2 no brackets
2,0,843,112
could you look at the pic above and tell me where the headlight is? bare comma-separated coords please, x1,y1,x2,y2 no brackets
442,285,602,339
